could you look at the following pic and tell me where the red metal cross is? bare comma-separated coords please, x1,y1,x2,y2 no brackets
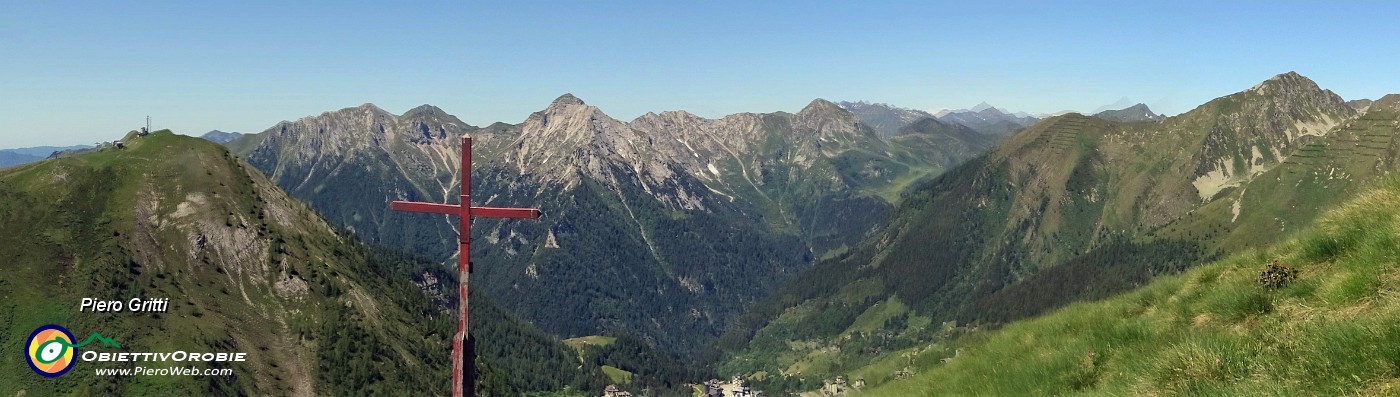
389,136,539,397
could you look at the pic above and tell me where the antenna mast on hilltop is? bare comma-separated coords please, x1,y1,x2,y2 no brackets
146,116,151,133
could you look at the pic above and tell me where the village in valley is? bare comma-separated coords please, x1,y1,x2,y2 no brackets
599,376,760,397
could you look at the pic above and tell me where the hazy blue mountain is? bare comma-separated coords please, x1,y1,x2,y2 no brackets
0,144,93,167
934,104,1040,136
200,129,244,144
0,152,42,168
1091,96,1137,114
836,101,938,138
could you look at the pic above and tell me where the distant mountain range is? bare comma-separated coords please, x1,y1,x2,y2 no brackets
225,94,1001,360
843,99,1171,139
838,101,1038,137
0,144,92,168
934,103,1042,136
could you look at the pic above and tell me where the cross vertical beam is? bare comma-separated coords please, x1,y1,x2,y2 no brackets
455,135,471,397
389,136,540,397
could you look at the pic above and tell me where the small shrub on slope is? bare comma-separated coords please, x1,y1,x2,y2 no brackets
1257,258,1297,290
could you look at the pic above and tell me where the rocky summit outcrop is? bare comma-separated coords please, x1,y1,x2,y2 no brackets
1181,71,1355,200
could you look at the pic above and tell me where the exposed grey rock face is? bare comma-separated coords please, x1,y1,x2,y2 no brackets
1182,71,1356,200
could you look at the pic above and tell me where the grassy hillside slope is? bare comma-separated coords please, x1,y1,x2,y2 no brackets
850,176,1400,395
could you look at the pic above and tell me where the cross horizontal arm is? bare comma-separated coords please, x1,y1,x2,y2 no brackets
390,201,461,215
472,207,541,219
391,201,540,219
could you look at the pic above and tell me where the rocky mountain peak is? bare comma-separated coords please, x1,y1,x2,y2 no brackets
401,104,470,130
526,94,602,127
356,102,387,113
550,93,586,108
321,103,394,125
511,93,662,188
1181,72,1357,201
1219,72,1351,120
796,99,859,127
797,98,846,117
668,109,697,119
402,104,447,118
1249,71,1322,94
794,98,860,139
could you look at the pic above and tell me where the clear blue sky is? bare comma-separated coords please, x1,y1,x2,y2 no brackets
2,1,1398,148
